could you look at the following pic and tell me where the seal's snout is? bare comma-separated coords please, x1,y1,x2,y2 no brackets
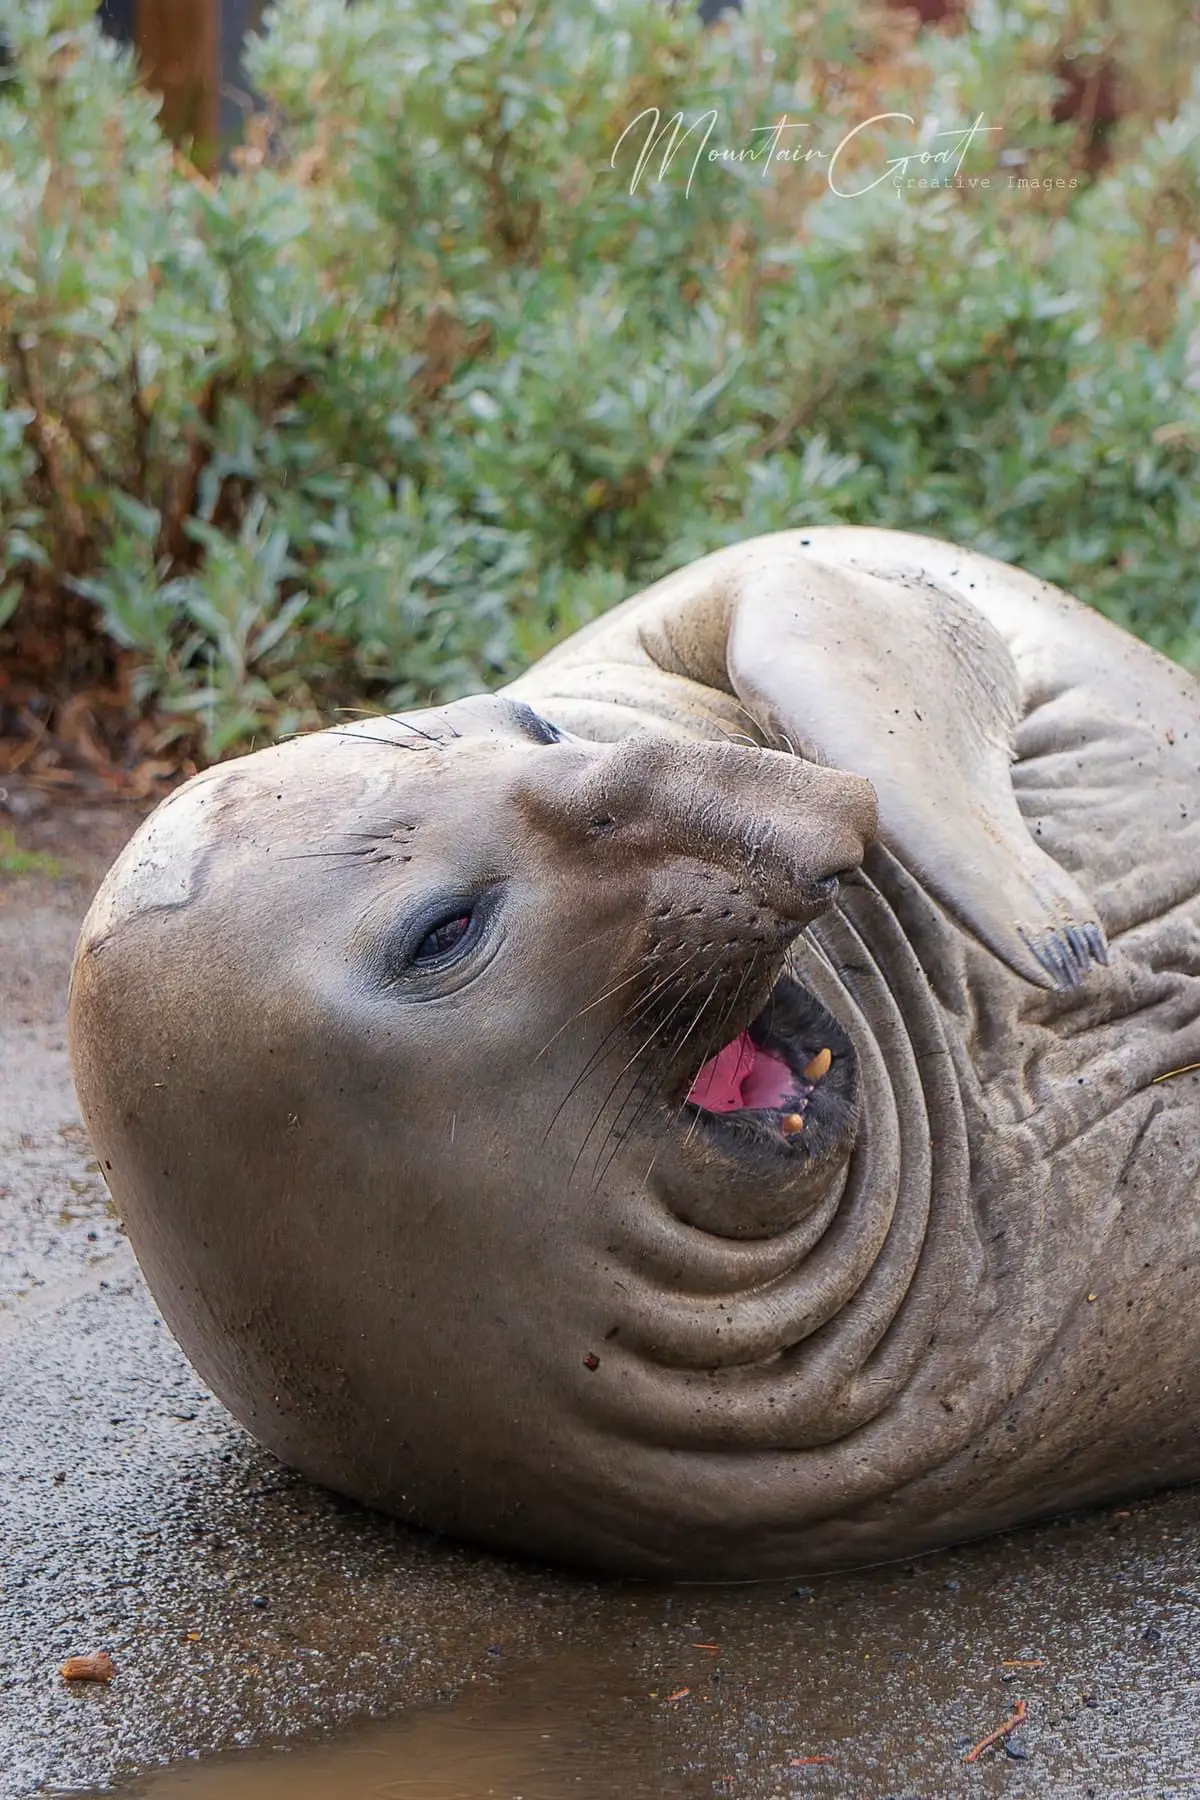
517,733,877,918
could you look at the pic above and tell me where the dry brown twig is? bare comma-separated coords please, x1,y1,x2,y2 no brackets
964,1698,1027,1763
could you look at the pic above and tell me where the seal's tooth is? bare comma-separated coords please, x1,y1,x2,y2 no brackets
802,1047,832,1081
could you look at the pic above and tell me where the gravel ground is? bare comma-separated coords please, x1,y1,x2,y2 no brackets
1,800,1197,1800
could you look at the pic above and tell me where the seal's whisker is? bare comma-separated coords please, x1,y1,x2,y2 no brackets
587,949,733,1177
562,920,637,956
328,709,460,737
678,965,754,1149
709,718,764,752
596,978,721,1190
731,694,771,739
620,960,735,1175
580,959,716,1166
594,1058,669,1191
277,847,376,861
532,961,652,1062
529,923,650,1065
646,955,755,1168
670,976,741,1153
706,959,756,1067
323,727,443,751
569,976,710,1184
591,995,701,1178
540,948,708,1145
538,1010,639,1124
663,971,728,1103
571,1034,672,1189
540,963,665,1141
540,1004,653,1148
391,715,455,743
543,964,694,1144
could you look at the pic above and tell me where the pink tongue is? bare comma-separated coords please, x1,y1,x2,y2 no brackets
687,1032,795,1113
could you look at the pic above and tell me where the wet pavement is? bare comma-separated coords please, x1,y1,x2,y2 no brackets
1,803,1198,1800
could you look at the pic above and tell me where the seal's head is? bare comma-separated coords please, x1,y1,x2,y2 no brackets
69,697,877,1572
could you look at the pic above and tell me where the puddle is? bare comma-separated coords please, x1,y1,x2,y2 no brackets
94,1658,672,1800
68,1498,1200,1800
36,1487,1200,1800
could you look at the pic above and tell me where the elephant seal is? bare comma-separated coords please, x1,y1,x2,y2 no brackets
68,528,1200,1578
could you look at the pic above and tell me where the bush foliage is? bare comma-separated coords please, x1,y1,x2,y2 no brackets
1,0,1198,758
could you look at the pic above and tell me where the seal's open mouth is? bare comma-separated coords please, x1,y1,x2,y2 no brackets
682,971,857,1161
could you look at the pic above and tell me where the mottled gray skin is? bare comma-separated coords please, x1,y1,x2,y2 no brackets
68,529,1200,1579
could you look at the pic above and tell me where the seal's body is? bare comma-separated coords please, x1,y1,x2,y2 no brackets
69,530,1200,1576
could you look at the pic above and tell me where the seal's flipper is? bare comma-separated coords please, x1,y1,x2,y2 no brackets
724,555,1109,991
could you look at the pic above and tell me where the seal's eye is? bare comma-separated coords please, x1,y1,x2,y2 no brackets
412,912,473,964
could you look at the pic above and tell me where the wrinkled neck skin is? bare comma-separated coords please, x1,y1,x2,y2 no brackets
571,864,968,1538
557,846,1170,1578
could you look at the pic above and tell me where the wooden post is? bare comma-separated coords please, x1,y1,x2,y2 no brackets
133,0,220,172
219,0,267,153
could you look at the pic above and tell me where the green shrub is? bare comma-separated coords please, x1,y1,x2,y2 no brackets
1,0,1198,758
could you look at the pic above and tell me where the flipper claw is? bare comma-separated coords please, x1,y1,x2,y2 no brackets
1084,921,1109,966
1021,921,1109,992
